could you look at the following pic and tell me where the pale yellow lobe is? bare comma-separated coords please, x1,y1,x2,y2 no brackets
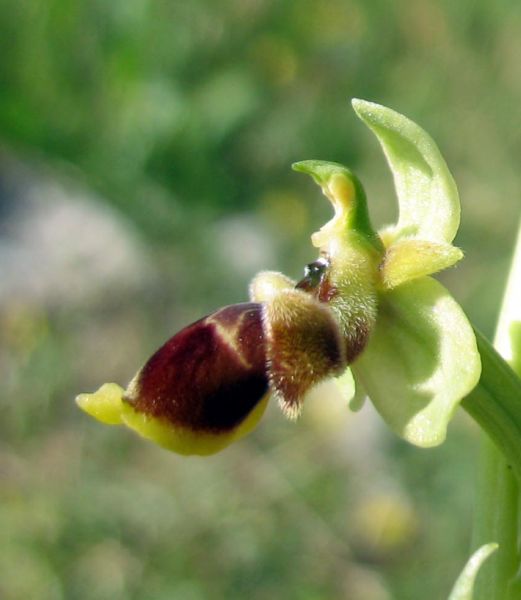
380,239,463,290
76,383,125,425
76,383,270,456
311,174,356,250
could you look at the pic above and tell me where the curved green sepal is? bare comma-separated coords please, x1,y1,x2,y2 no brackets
352,99,460,245
448,544,498,600
380,239,463,290
352,276,481,447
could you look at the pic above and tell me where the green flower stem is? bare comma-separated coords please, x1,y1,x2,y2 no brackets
467,439,518,600
462,222,521,600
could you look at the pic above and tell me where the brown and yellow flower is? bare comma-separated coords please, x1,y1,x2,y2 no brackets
77,100,481,454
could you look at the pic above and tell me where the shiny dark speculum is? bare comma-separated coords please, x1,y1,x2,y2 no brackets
128,303,268,433
296,258,329,292
296,257,338,303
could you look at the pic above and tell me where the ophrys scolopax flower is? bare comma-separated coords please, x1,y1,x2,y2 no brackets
77,100,481,454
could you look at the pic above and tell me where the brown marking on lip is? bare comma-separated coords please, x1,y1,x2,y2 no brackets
126,303,269,433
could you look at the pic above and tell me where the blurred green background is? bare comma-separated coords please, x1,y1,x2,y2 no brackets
1,1,521,598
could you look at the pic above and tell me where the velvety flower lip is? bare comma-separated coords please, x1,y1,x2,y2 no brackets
126,302,268,433
77,284,348,454
77,302,272,455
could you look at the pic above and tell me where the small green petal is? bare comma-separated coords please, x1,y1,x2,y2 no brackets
292,160,382,252
352,99,460,245
352,276,481,447
380,239,463,290
448,544,498,600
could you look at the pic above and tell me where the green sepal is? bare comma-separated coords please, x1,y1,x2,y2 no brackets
448,544,498,600
352,276,481,447
352,99,460,245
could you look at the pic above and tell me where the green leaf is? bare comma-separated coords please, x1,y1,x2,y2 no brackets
495,226,521,367
468,221,521,600
352,99,460,245
448,544,498,600
352,276,481,447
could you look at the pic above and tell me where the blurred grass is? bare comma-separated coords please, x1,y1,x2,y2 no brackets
1,1,520,598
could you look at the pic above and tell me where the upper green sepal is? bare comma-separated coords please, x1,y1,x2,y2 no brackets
352,99,460,245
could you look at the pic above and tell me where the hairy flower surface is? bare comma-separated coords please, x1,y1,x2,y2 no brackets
77,100,481,454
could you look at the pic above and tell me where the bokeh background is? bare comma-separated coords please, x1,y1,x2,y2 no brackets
2,1,521,598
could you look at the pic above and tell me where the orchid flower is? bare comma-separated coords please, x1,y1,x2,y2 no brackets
76,100,481,455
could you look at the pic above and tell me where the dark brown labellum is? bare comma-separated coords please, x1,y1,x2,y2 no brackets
126,303,268,434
